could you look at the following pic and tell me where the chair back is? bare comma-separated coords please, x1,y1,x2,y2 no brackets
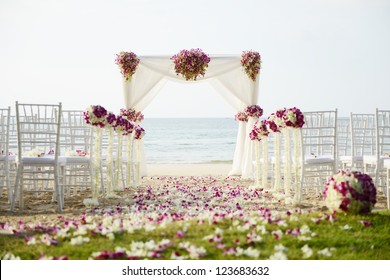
15,102,62,161
0,107,11,159
376,109,390,158
60,110,92,156
302,110,338,160
350,113,376,158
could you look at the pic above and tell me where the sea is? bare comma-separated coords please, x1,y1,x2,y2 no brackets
141,118,238,164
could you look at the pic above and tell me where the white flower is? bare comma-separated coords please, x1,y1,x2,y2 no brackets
40,234,53,246
274,243,288,252
244,247,260,258
340,224,352,231
297,236,312,241
269,251,288,260
256,225,268,234
301,244,313,259
171,252,188,260
2,253,21,260
73,226,88,236
300,225,311,235
317,248,336,257
70,236,90,245
27,237,37,245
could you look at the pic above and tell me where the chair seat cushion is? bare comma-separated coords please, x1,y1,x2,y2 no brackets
384,159,390,168
304,156,335,164
60,156,91,164
363,155,390,165
19,156,65,164
339,155,363,162
0,155,16,161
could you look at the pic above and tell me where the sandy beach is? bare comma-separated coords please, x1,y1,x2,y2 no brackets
146,163,233,176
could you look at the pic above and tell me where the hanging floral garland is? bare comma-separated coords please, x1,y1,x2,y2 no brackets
115,51,140,81
324,170,377,214
250,120,269,188
120,108,144,124
171,48,211,81
241,50,261,81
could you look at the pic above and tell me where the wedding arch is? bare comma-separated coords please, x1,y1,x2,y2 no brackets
119,50,261,178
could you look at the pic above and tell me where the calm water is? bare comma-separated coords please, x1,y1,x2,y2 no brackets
142,118,238,164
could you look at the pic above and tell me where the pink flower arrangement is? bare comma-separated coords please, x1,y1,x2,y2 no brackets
241,50,261,81
250,120,269,141
323,170,377,214
84,105,108,128
266,108,287,133
120,108,144,124
245,105,263,118
171,49,211,81
115,51,140,80
283,107,305,128
235,111,248,122
134,125,145,140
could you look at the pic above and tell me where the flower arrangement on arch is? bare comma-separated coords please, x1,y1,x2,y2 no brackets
134,125,145,140
245,105,263,118
115,51,140,81
84,105,108,128
235,111,248,122
324,170,377,214
171,49,211,81
250,120,270,141
283,107,305,128
120,108,144,124
241,50,261,81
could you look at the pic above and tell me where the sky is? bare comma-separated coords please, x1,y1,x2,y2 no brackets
0,0,389,118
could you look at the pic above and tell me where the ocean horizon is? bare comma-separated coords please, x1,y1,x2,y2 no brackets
142,118,237,164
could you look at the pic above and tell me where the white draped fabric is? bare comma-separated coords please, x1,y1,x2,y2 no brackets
122,55,260,178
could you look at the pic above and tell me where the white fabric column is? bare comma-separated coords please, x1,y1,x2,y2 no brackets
242,117,257,178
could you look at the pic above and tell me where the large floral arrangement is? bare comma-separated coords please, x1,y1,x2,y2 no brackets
250,120,269,141
115,51,140,81
84,105,108,128
171,49,211,81
241,50,261,81
113,116,133,135
235,111,248,122
120,108,144,124
283,107,305,128
245,105,263,118
134,125,145,140
324,170,377,214
266,109,286,133
105,112,117,128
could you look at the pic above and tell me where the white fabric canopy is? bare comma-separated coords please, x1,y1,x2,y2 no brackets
122,55,260,178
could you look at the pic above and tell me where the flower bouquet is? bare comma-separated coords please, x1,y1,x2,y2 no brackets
171,49,211,81
235,111,248,122
324,170,377,214
241,50,261,81
249,120,269,141
283,107,305,128
120,108,144,124
115,51,140,81
245,105,263,119
84,105,108,128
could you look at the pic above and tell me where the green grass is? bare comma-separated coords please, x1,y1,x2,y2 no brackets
1,210,389,260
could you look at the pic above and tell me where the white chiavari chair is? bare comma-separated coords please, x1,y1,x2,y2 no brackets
297,110,338,203
0,107,16,201
10,102,63,212
340,113,376,171
364,109,390,194
60,110,94,201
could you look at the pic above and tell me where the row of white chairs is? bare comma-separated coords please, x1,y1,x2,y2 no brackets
255,109,390,208
0,103,138,212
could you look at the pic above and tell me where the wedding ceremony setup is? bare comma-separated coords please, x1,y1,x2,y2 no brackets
1,49,390,261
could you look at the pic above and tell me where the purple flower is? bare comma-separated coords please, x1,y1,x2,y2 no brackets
171,49,211,81
241,50,261,81
245,105,263,118
134,125,145,140
115,52,140,80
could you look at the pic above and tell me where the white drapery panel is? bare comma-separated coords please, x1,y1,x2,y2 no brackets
122,55,260,178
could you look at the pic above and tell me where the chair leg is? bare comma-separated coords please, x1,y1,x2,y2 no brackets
10,165,21,211
387,168,390,210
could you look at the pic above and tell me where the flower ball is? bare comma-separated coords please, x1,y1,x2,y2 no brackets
323,170,377,214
